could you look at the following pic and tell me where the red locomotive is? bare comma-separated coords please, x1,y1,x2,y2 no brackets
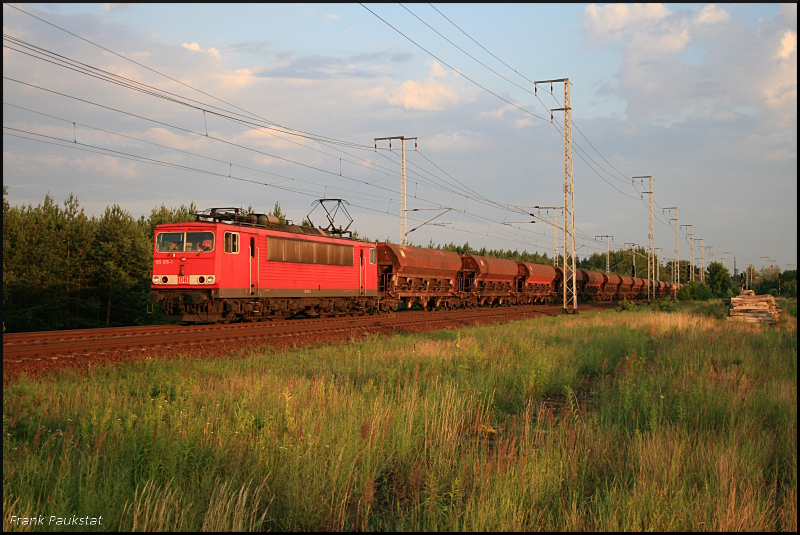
148,207,680,323
149,208,378,322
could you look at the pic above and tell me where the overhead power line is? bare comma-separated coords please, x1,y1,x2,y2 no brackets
4,127,565,251
423,4,641,191
3,31,549,226
4,3,616,255
359,3,550,124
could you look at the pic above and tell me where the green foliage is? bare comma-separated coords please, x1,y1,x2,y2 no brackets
782,278,797,297
616,299,636,312
435,241,551,265
777,298,796,318
705,261,733,298
677,281,712,301
2,191,198,332
760,270,797,298
141,202,196,239
649,298,676,312
269,201,288,225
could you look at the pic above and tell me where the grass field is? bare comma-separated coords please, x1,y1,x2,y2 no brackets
3,301,797,531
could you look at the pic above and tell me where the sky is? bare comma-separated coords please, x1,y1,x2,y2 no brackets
3,3,797,271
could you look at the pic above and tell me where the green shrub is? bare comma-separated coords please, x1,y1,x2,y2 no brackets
649,298,675,312
616,299,636,312
678,281,712,301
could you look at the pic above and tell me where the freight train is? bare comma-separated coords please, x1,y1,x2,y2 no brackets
148,207,678,323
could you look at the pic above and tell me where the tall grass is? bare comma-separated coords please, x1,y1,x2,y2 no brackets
4,306,796,531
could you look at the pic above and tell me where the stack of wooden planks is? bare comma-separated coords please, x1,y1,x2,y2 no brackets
727,290,781,324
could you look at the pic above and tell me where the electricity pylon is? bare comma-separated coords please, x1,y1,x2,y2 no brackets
664,207,678,284
681,225,694,281
635,176,654,300
535,205,563,267
596,235,613,274
535,77,575,313
374,135,417,245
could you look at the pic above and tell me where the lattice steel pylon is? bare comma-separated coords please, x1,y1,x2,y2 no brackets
635,176,654,300
558,80,576,313
534,206,563,267
596,235,613,274
682,225,694,281
664,207,678,284
374,135,416,245
535,77,575,312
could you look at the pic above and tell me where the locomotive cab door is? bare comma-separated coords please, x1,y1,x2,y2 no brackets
359,249,365,295
249,236,255,295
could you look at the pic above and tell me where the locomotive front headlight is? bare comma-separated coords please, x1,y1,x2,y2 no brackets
198,276,205,284
207,275,215,284
162,276,168,284
152,275,160,284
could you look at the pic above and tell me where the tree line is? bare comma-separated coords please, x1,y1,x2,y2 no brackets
4,191,795,333
3,188,195,332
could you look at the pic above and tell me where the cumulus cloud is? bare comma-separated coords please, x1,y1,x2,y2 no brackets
182,42,220,60
777,30,797,59
696,4,729,24
583,3,670,42
383,62,459,111
582,3,797,130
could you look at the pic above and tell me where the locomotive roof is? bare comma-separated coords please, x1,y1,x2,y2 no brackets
154,219,370,245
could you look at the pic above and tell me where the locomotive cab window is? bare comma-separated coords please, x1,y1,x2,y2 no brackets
185,232,215,252
369,248,376,265
156,232,185,253
224,232,239,254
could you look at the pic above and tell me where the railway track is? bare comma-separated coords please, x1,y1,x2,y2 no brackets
3,301,624,382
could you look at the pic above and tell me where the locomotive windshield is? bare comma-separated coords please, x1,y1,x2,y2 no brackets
186,232,214,252
156,231,215,253
156,232,184,252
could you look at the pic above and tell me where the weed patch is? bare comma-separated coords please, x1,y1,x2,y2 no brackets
3,307,796,531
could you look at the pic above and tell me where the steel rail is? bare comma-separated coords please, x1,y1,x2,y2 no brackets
3,303,621,361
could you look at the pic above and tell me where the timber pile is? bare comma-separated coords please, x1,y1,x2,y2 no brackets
727,290,781,324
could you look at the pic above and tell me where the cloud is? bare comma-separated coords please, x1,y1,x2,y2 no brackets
143,128,215,152
477,104,535,129
72,155,138,180
4,151,68,171
581,3,797,130
383,62,459,111
696,4,729,25
777,30,797,59
252,50,413,81
182,42,220,60
430,62,447,78
215,68,255,88
583,3,670,42
425,131,482,152
102,3,136,11
325,14,340,20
